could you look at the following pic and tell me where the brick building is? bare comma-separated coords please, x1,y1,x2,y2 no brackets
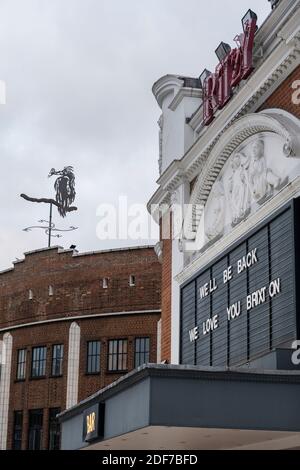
0,245,161,450
60,1,300,450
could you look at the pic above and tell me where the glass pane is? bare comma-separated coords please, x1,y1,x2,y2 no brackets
122,353,127,370
117,353,122,371
42,357,46,376
95,355,100,373
113,354,117,371
33,349,37,361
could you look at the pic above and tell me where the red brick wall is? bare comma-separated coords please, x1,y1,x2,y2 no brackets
78,314,159,401
0,246,161,449
259,66,300,118
5,313,159,450
0,247,161,330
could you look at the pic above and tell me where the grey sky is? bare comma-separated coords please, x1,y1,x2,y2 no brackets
0,0,271,270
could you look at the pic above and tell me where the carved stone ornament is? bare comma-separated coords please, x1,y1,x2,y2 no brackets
202,133,293,246
205,180,226,241
182,110,300,252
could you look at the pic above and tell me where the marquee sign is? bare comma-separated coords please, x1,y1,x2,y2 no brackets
180,202,298,368
201,10,257,126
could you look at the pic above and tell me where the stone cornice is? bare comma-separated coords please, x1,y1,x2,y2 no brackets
152,75,184,108
168,87,202,112
0,310,162,334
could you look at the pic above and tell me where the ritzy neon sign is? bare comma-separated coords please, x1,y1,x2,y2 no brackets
202,11,257,126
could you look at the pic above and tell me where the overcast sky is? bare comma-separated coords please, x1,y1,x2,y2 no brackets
0,0,272,270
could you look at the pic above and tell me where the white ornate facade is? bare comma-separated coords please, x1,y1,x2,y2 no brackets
148,0,300,364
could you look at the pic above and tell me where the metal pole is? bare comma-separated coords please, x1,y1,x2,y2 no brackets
48,202,53,248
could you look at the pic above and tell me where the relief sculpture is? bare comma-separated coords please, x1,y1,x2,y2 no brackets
249,139,282,204
205,180,226,241
204,136,288,242
228,152,251,226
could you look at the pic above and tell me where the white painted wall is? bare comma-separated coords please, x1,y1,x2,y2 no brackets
0,333,13,450
153,75,202,173
171,180,190,364
66,322,80,410
161,95,202,172
157,320,162,364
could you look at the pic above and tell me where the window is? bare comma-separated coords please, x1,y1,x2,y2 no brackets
31,347,47,378
86,341,101,374
16,349,27,381
51,345,64,377
102,278,109,289
129,275,136,287
28,409,43,450
48,408,61,450
12,411,23,450
135,337,150,368
108,339,128,372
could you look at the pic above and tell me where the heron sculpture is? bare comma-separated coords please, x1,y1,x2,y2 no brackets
21,166,78,247
48,166,76,218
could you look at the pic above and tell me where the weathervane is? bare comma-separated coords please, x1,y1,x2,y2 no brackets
21,166,78,248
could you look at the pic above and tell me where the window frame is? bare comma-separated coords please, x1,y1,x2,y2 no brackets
51,344,64,378
12,410,23,450
31,346,47,379
16,349,27,381
48,408,61,451
134,337,150,369
107,339,128,373
86,340,101,375
28,409,43,451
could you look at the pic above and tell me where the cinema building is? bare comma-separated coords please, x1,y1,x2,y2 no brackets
0,246,161,450
59,0,300,450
